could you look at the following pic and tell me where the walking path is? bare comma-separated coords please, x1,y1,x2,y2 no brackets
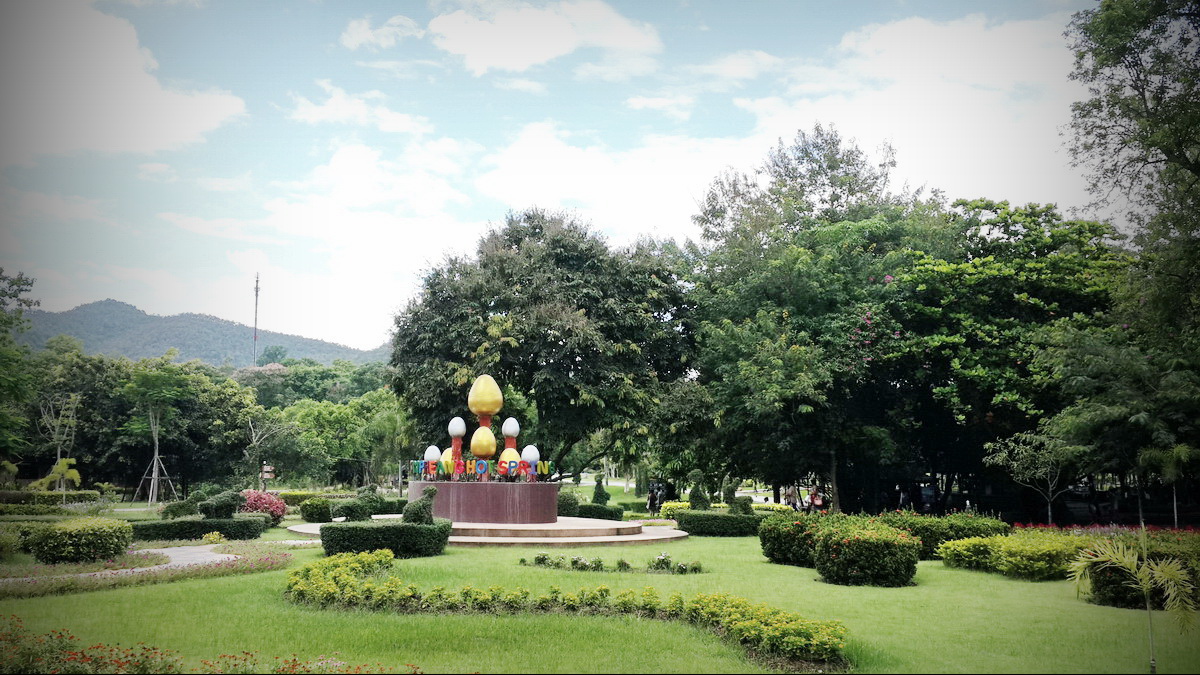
0,540,318,586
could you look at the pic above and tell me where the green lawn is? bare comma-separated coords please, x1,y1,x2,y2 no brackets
2,537,1197,673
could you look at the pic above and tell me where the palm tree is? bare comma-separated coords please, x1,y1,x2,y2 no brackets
1069,534,1196,674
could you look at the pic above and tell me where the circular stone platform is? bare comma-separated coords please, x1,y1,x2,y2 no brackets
408,480,558,524
287,515,688,547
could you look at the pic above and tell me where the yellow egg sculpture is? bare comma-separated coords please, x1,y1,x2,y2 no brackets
439,447,456,474
498,447,520,466
467,375,504,417
470,425,497,459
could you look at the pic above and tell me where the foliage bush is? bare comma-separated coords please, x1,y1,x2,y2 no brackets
675,510,764,536
0,490,102,505
813,520,920,587
0,503,73,516
879,510,1009,559
401,486,438,525
379,498,408,515
758,512,855,567
26,517,134,564
236,512,273,529
686,470,710,511
299,497,333,523
285,550,847,665
320,519,452,558
721,478,737,506
239,489,287,526
557,491,580,517
937,536,995,570
131,517,265,541
160,500,199,520
522,551,696,574
355,484,387,514
198,490,245,519
938,530,1094,581
0,529,20,560
576,503,623,520
1077,530,1200,608
647,551,703,574
332,499,373,521
0,521,55,553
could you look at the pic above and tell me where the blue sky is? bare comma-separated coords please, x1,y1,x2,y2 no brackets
0,0,1094,350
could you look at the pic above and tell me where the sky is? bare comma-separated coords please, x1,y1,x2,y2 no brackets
0,0,1096,351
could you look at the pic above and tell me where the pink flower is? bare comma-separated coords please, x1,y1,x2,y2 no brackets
884,275,894,283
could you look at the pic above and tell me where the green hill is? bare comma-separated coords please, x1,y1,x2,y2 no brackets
18,299,390,367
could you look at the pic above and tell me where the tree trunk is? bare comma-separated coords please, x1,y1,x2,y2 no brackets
772,482,781,504
829,452,840,513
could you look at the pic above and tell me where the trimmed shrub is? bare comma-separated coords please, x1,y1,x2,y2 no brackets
937,536,995,570
814,521,919,587
941,512,1011,541
720,478,737,506
198,490,245,519
687,470,710,511
277,491,355,506
299,497,333,523
131,517,265,541
0,521,55,553
159,500,199,520
0,490,102,505
758,512,856,567
0,504,74,516
355,485,387,515
577,503,623,520
401,486,437,525
729,496,754,515
676,510,764,536
557,491,580,517
236,512,273,529
877,510,1011,560
379,498,408,515
240,489,286,526
321,519,452,558
591,476,610,505
989,531,1092,581
0,529,20,560
27,517,133,564
332,499,372,522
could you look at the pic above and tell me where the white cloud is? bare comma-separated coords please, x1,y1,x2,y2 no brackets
197,172,252,192
341,14,425,50
428,0,660,79
495,78,548,94
0,1,244,167
626,95,694,121
137,162,177,182
687,49,782,89
355,59,443,79
290,80,433,135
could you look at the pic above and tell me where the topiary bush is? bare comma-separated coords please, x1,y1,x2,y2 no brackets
401,486,438,525
557,491,580,517
321,519,452,558
198,490,245,519
813,521,919,587
355,485,387,514
591,475,609,505
159,500,199,520
675,510,764,536
686,470,710,511
721,478,737,507
299,497,333,523
576,503,623,520
729,496,754,515
27,517,133,564
240,490,287,526
131,517,265,541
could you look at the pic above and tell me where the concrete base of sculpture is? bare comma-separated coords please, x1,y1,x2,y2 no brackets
408,480,558,524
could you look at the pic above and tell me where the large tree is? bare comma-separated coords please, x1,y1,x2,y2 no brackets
390,209,693,475
0,269,37,461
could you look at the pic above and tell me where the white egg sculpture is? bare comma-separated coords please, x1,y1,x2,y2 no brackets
423,445,441,462
520,444,540,467
448,416,466,437
502,417,520,437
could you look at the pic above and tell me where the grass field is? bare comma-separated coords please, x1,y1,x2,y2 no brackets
2,535,1198,673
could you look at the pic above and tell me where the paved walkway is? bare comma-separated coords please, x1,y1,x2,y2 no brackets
0,540,319,585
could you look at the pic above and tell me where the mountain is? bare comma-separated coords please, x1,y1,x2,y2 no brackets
17,299,390,367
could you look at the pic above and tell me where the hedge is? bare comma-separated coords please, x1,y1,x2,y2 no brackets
320,519,452,558
617,500,648,514
576,503,623,521
27,517,133,564
331,499,373,522
0,521,56,553
675,510,765,536
660,500,794,520
1085,534,1200,609
277,491,355,506
758,512,856,567
938,530,1093,581
814,521,919,587
0,490,102,505
0,504,74,516
131,517,265,541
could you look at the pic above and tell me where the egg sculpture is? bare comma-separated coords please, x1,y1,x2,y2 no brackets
520,444,540,468
470,425,497,459
467,374,503,424
498,446,521,475
448,416,467,438
423,445,441,462
439,447,456,474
